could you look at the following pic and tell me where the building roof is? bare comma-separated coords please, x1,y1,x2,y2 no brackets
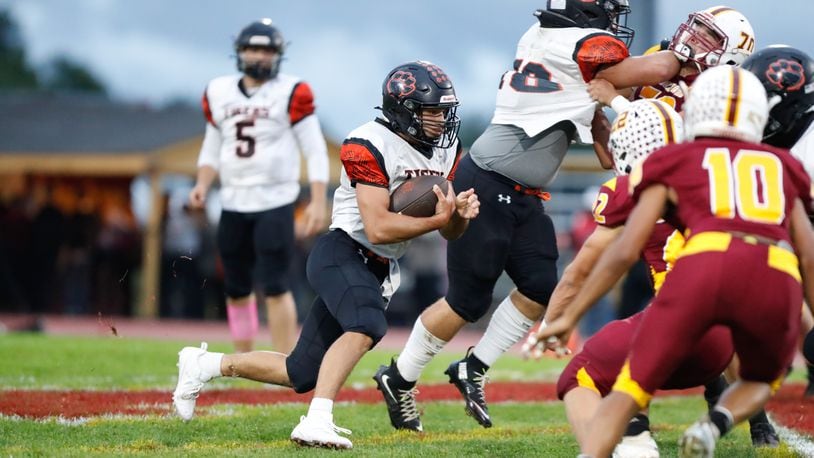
0,91,204,153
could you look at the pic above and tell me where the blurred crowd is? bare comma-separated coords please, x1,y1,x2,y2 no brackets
0,173,646,335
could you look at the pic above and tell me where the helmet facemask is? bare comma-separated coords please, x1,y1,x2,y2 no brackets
670,13,727,71
604,0,634,48
237,46,282,81
404,100,461,149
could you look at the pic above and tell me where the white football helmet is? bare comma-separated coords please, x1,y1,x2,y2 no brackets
609,99,684,175
670,6,755,70
684,65,768,143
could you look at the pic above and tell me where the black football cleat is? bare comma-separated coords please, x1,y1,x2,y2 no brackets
444,357,492,428
750,421,780,448
804,381,814,399
373,359,423,432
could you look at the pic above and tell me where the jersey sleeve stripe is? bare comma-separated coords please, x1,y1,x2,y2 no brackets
448,142,463,181
201,89,216,127
341,137,389,187
288,82,316,126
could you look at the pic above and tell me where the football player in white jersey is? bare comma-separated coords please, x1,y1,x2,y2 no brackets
187,19,329,354
743,45,814,399
172,61,479,449
374,0,690,433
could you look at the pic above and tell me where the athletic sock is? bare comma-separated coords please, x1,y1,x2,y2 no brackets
703,375,728,411
396,317,447,383
624,413,651,436
748,409,770,427
710,406,734,438
472,295,535,367
307,397,334,421
199,351,224,381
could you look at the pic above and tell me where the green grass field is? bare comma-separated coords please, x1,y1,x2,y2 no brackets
0,333,807,457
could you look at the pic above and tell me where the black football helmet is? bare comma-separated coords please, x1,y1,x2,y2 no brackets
535,0,634,47
234,19,286,80
741,45,814,148
380,61,461,149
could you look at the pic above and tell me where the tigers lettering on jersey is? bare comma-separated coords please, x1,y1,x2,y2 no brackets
573,33,630,82
226,106,271,119
404,169,445,178
340,138,389,188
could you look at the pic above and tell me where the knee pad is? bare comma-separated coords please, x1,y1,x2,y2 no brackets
227,301,258,341
346,305,388,346
515,270,558,307
285,354,318,394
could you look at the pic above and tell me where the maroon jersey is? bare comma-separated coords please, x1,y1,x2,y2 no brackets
632,74,697,113
632,138,813,244
593,175,685,293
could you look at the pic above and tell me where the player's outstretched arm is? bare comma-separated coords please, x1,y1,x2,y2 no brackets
356,183,452,244
596,51,681,90
536,185,666,349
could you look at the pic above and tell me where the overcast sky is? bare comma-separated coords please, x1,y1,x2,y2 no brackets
3,0,813,142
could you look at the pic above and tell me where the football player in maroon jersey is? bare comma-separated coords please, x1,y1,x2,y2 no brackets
537,66,814,458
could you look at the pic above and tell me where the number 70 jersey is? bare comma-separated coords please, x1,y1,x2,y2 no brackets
491,24,629,143
631,138,814,242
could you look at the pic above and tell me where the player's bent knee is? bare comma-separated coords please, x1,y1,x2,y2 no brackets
285,354,318,394
346,306,388,346
447,295,492,322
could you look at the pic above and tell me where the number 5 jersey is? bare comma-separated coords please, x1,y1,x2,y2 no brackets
196,73,329,212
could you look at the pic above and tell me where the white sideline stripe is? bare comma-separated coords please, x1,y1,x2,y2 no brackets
774,420,814,457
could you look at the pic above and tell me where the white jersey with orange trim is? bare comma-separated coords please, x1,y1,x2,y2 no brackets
330,119,462,261
196,73,328,212
491,24,629,143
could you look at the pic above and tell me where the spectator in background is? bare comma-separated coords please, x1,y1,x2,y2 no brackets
161,187,206,319
188,19,329,353
58,184,98,315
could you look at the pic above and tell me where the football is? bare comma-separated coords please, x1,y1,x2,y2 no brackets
389,175,450,217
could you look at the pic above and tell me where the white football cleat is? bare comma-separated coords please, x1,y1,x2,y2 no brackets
678,418,719,458
613,430,660,458
290,415,353,449
172,342,211,421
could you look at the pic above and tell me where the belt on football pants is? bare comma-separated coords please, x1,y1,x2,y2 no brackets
479,163,551,201
679,231,799,282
